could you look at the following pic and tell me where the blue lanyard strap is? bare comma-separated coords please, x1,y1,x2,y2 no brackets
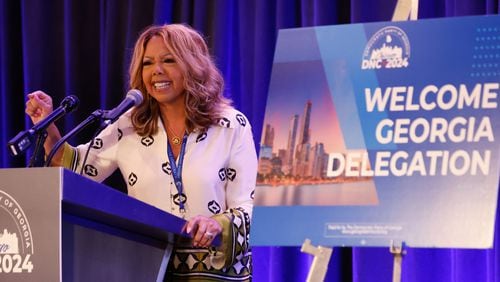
167,134,188,212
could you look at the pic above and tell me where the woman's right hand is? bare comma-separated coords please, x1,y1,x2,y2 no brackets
25,91,54,125
24,91,64,166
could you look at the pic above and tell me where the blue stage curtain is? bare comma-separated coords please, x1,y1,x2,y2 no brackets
1,0,499,281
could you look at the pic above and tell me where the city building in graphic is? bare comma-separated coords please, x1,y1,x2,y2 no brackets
0,229,19,254
259,145,273,160
259,123,276,165
294,143,311,176
293,101,312,176
277,149,287,164
258,157,272,177
309,142,327,179
284,114,299,174
270,156,283,176
262,124,275,148
297,101,312,146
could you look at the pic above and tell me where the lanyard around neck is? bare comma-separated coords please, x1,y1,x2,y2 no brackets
167,134,188,212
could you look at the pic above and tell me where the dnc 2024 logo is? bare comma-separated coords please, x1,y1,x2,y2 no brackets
0,190,34,274
361,26,410,70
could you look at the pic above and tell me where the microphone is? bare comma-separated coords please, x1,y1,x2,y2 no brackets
102,89,143,124
44,89,143,167
8,95,80,156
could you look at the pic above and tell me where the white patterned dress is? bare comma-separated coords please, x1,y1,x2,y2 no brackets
62,107,257,281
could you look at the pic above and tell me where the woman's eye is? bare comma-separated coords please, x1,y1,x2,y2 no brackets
164,58,175,63
142,61,152,66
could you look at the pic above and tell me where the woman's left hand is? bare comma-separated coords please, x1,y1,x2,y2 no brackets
184,215,222,248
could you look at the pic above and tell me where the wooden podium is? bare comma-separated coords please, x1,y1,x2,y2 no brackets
0,167,187,282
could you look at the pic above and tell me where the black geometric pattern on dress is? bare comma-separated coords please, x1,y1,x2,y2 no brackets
235,113,246,127
207,200,221,214
231,208,251,258
169,250,251,279
128,172,138,186
239,207,251,226
91,138,103,149
218,117,230,128
168,208,253,279
118,128,123,141
196,132,207,143
162,161,172,175
84,164,98,177
218,168,226,181
226,168,236,181
250,190,255,199
218,208,252,275
171,251,209,272
141,135,154,147
172,193,187,206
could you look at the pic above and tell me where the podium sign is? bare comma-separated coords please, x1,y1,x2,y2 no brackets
0,167,186,281
251,15,500,248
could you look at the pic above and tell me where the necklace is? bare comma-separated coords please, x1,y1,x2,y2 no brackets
166,123,184,145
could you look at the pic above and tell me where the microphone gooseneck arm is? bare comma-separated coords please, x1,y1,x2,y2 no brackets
44,110,105,167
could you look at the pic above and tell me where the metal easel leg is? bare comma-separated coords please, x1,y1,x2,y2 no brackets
390,241,406,282
392,0,419,21
301,239,333,282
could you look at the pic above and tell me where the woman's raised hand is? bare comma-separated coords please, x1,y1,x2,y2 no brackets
25,91,53,125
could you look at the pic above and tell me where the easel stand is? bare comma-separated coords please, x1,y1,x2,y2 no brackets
389,0,417,276
301,239,333,282
392,0,419,21
390,241,406,282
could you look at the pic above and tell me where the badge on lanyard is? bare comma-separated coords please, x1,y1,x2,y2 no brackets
167,134,188,216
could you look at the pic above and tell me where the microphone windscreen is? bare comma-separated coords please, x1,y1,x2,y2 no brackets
61,95,80,112
126,89,143,106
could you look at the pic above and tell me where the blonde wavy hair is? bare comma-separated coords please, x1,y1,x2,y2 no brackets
128,24,232,136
